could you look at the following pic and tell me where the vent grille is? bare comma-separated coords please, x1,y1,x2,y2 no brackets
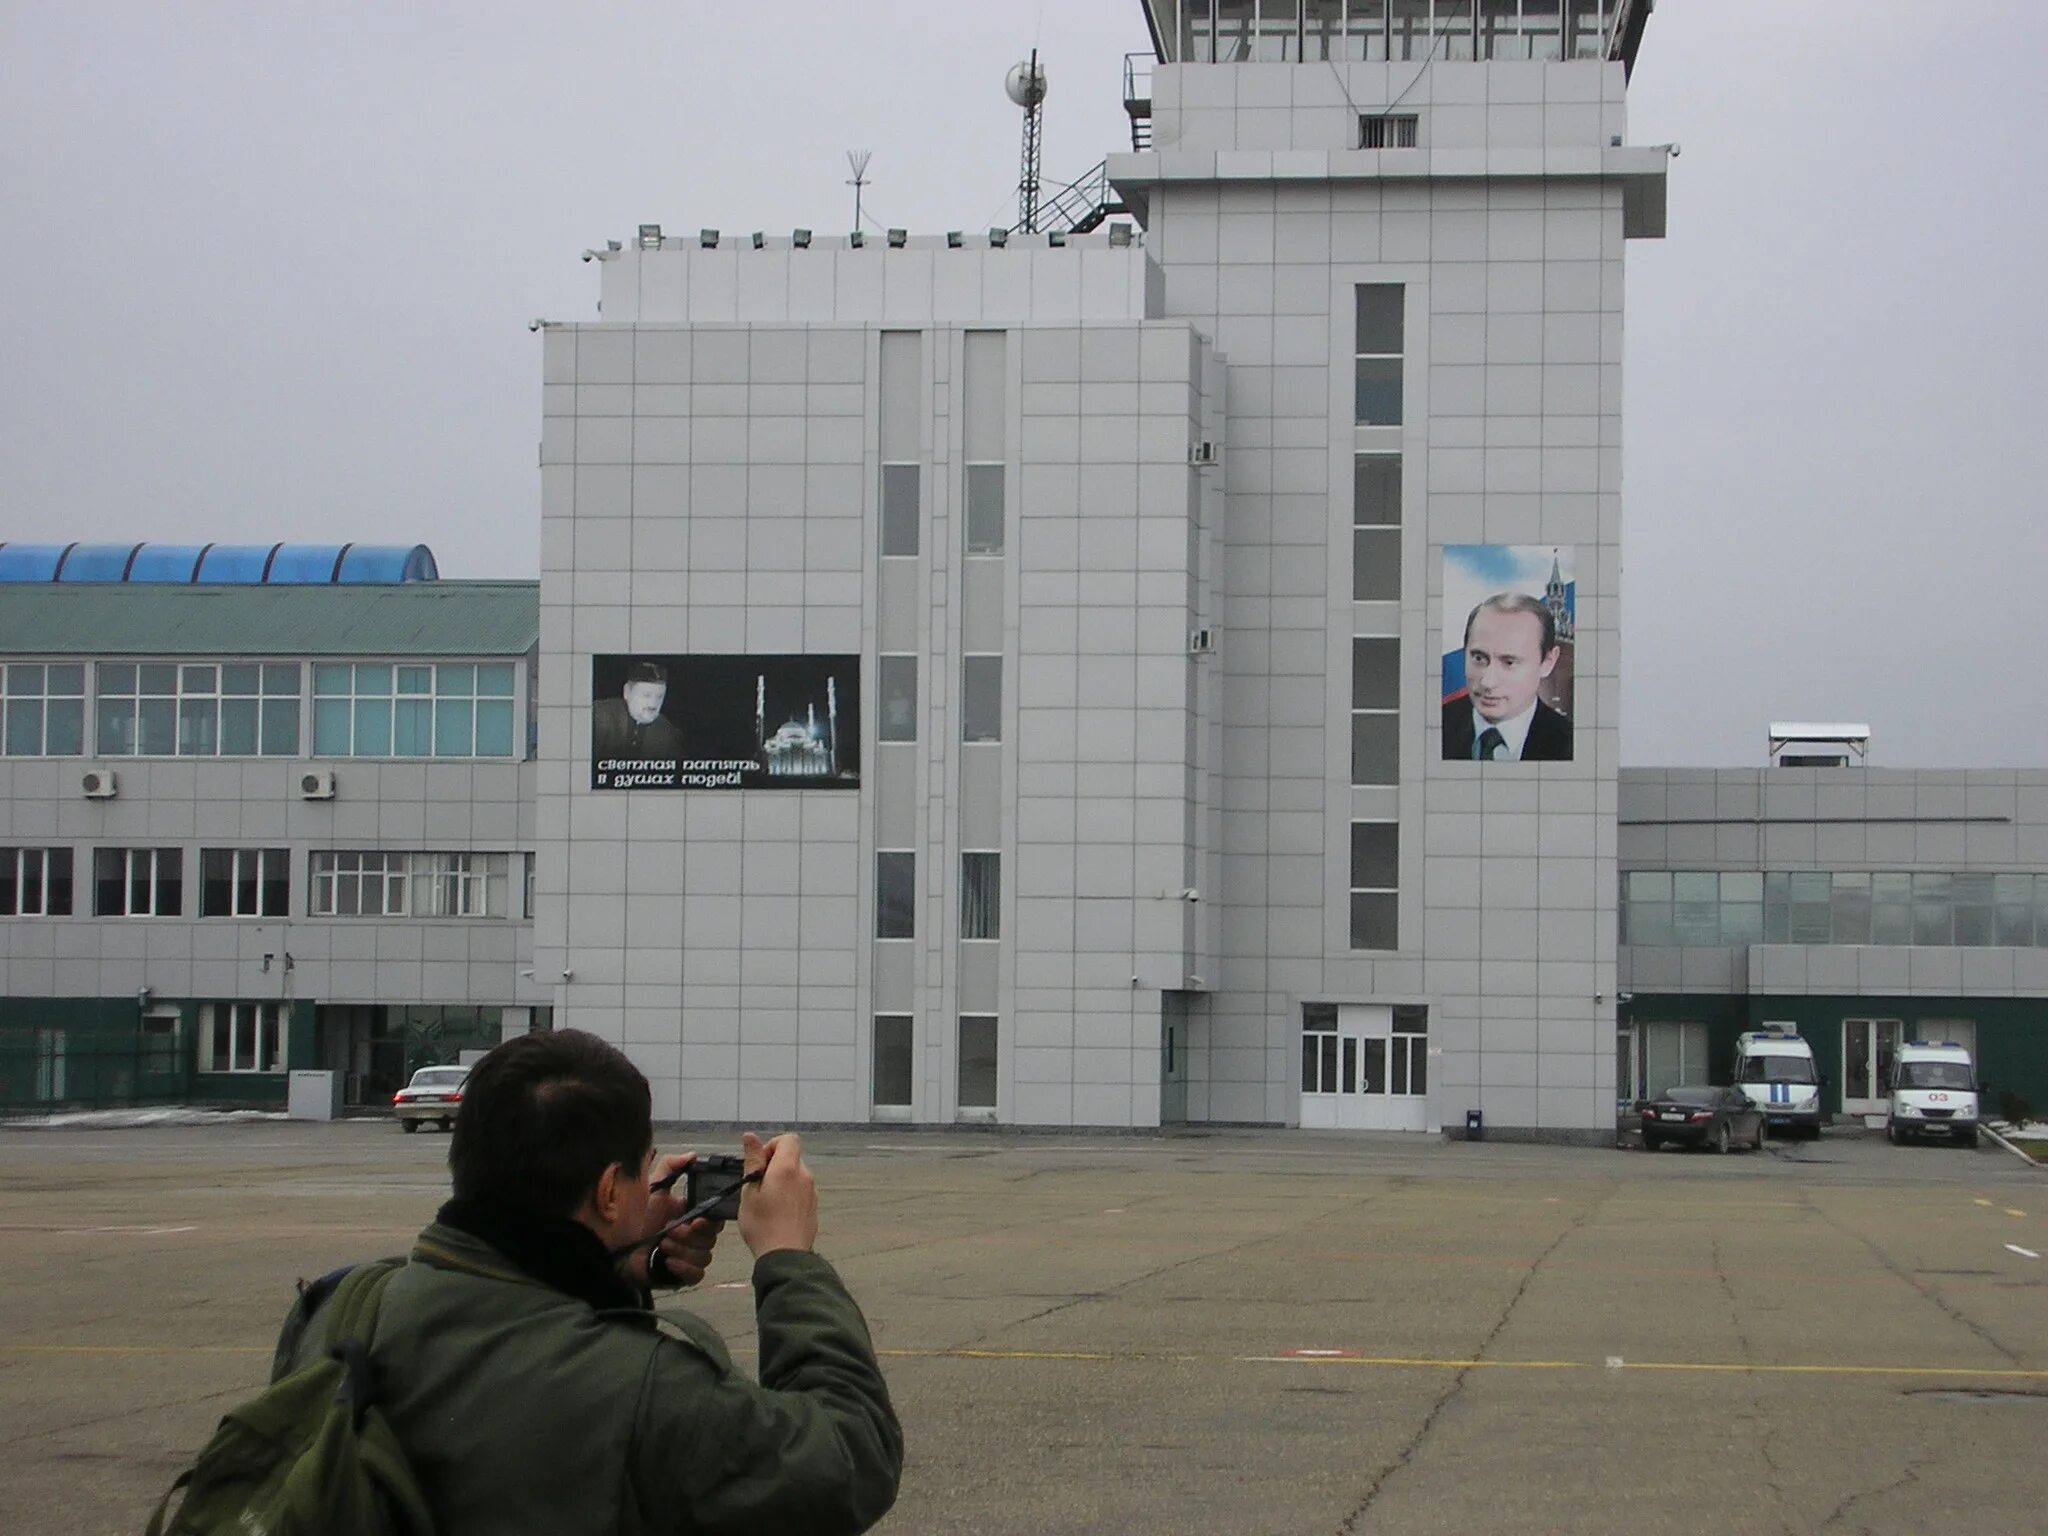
1360,114,1420,150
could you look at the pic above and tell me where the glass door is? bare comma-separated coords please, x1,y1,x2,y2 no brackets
1842,1019,1901,1116
1299,1004,1430,1131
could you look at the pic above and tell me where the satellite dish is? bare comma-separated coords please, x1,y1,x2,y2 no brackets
1004,59,1048,109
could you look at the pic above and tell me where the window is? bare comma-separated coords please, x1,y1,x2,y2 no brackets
1301,1002,1340,1094
1355,285,1405,426
881,464,921,558
961,852,1000,940
92,847,183,916
965,464,1005,556
879,656,918,743
873,1014,913,1107
1391,1005,1428,1096
0,847,73,916
958,1014,998,1109
311,851,407,916
95,662,300,757
1350,637,1399,785
1348,822,1399,949
524,853,538,921
200,848,290,918
310,663,515,758
1353,456,1402,603
1634,869,2048,949
2,664,85,756
1639,1020,1708,1098
203,1002,285,1074
1359,113,1419,148
876,851,915,939
309,851,509,918
962,655,1002,743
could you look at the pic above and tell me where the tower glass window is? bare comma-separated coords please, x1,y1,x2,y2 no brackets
1355,285,1405,426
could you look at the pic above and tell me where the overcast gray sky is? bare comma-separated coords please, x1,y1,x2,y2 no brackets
4,2,2045,768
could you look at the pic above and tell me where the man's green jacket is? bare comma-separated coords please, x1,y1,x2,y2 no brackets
279,1222,902,1535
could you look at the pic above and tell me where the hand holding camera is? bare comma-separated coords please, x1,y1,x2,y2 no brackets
641,1131,817,1286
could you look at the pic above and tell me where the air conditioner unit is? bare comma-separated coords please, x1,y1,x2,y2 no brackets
1189,440,1219,466
81,767,118,799
1188,628,1216,655
299,769,337,801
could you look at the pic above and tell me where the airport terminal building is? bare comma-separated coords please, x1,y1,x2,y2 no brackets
3,1,2045,1134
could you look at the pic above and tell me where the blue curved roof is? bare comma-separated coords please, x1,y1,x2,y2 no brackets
0,542,440,584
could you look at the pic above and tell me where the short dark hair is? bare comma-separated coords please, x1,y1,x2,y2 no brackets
625,660,668,687
449,1030,653,1218
1463,592,1557,656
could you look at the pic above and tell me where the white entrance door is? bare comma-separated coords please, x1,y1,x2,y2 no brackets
1842,1018,1902,1117
1299,1005,1430,1131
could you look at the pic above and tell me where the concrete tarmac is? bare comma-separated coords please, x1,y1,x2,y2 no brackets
3,1120,2044,1535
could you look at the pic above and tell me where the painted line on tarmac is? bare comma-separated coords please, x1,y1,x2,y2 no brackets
0,1223,198,1235
4,1345,267,1356
14,1340,2047,1383
2007,1244,2040,1260
2005,1208,2028,1218
869,1347,2048,1381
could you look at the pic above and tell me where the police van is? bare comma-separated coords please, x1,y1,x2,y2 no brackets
1732,1027,1824,1139
1886,1040,1981,1147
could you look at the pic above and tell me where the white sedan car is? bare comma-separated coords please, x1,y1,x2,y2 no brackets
392,1065,469,1132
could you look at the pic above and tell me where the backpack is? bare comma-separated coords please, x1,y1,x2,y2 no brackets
146,1259,436,1536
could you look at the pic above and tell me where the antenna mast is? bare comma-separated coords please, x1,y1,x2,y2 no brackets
1006,52,1049,233
845,149,873,231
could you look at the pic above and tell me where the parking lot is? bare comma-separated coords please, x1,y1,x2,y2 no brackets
3,1119,2045,1535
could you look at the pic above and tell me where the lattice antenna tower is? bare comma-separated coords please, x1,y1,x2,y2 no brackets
845,149,873,230
1006,52,1049,233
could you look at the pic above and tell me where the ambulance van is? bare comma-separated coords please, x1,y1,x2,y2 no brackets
1732,1027,1825,1138
1886,1040,1981,1147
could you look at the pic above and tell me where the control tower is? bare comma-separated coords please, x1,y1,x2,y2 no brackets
1105,0,1668,1138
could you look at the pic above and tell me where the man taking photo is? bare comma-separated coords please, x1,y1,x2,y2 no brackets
274,1029,902,1535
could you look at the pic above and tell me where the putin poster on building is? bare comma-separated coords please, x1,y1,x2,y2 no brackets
1440,546,1575,763
590,654,860,790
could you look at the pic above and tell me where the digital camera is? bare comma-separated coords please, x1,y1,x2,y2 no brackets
683,1153,749,1222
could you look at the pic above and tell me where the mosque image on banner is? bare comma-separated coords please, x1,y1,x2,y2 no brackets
589,653,860,790
1439,546,1575,763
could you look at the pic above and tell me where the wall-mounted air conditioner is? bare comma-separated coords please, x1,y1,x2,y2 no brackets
81,767,118,799
299,768,337,801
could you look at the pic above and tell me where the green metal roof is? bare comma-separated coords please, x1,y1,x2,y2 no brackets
0,581,539,658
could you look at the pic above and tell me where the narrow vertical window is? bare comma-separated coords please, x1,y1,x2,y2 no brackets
876,851,915,939
880,464,921,558
961,655,1002,743
958,1015,999,1108
878,656,919,743
1354,284,1405,426
961,852,1001,940
964,465,1005,555
1348,822,1399,950
873,1015,913,1107
1350,637,1400,785
1353,457,1401,602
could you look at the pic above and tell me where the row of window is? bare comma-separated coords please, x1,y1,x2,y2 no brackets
1350,285,1406,953
1177,0,1614,65
875,653,1002,745
0,660,520,759
873,1013,997,1109
879,462,1007,560
0,845,521,919
876,851,1001,940
1623,870,2048,950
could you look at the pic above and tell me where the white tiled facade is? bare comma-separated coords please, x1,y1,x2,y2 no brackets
536,6,1668,1139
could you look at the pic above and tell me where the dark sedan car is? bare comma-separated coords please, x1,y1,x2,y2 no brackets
1640,1085,1767,1153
